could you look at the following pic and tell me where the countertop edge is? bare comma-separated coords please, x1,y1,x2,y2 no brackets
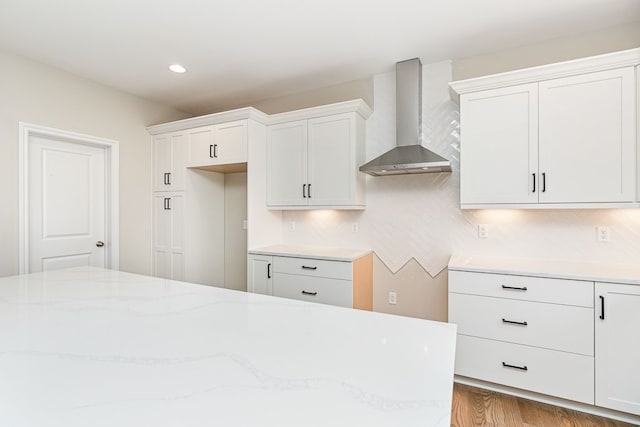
448,255,640,286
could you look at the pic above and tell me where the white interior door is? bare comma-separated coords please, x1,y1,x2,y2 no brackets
28,135,106,272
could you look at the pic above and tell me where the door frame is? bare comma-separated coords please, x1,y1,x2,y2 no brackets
18,122,119,274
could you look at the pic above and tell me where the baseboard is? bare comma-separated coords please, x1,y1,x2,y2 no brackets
455,375,640,425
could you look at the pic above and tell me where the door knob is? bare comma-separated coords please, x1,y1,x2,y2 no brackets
96,241,105,247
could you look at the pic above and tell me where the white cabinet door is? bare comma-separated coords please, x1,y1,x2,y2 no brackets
153,132,186,192
595,282,640,416
460,84,539,205
308,114,356,206
215,120,247,165
152,193,185,281
247,254,273,295
539,68,635,203
267,121,308,206
186,126,215,167
187,120,248,168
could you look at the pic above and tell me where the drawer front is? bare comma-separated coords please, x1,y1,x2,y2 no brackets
273,273,352,307
456,335,594,404
449,293,593,355
273,256,352,280
449,270,593,307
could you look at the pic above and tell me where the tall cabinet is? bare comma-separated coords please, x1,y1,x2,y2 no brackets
148,108,272,288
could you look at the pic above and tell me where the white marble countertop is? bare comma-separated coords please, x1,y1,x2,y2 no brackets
449,254,640,285
0,267,456,427
249,244,373,261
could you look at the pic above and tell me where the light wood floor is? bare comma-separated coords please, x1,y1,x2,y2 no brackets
451,384,636,427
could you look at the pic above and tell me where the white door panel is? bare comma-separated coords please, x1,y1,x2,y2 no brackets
29,136,106,272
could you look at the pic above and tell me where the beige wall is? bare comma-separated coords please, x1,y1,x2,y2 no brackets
0,49,189,277
453,21,640,80
237,78,374,115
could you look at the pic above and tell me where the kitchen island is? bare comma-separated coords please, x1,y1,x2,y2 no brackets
0,267,456,426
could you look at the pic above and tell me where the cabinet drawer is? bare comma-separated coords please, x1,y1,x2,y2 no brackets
455,335,594,404
449,293,593,355
273,256,352,280
449,270,593,307
272,273,352,307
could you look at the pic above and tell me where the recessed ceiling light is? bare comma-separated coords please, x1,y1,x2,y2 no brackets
169,64,187,74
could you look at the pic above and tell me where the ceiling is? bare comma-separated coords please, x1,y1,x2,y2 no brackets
1,0,638,115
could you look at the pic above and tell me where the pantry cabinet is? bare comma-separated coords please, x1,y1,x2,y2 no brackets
152,131,186,192
148,108,270,288
450,49,639,208
595,282,640,416
267,101,371,209
152,192,185,281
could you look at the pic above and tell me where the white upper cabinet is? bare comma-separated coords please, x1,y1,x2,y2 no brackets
460,83,538,205
451,48,640,209
266,101,370,210
187,119,248,169
538,68,635,203
153,131,186,192
267,120,308,206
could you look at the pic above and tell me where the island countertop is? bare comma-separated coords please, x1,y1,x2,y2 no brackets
0,267,456,427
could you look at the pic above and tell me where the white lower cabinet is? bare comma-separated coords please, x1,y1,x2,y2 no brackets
456,335,594,404
247,254,273,295
247,252,372,310
449,270,595,405
595,282,640,416
450,268,640,419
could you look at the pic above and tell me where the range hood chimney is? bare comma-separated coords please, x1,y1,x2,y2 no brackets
359,58,451,176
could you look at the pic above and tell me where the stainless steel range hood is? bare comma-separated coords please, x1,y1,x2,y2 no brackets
359,58,451,176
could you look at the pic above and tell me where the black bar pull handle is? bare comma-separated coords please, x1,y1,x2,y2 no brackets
599,295,605,320
542,172,546,192
213,144,218,158
301,290,317,296
267,263,272,279
502,318,528,326
532,173,536,193
164,198,171,210
502,362,528,371
301,265,317,270
209,144,214,158
308,183,311,198
501,285,528,291
167,172,172,185
303,184,307,198
163,172,170,185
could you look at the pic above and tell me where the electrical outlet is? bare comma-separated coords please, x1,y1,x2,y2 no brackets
352,223,359,233
597,226,610,242
478,224,489,239
288,221,296,232
388,291,397,305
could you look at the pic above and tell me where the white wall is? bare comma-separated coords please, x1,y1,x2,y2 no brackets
278,24,640,322
0,49,189,277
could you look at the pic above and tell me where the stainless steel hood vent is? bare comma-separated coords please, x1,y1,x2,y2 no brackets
359,58,451,176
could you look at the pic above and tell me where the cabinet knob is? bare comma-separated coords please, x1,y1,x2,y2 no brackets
96,241,105,247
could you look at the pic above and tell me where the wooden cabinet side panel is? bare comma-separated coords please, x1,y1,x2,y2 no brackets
352,253,373,311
